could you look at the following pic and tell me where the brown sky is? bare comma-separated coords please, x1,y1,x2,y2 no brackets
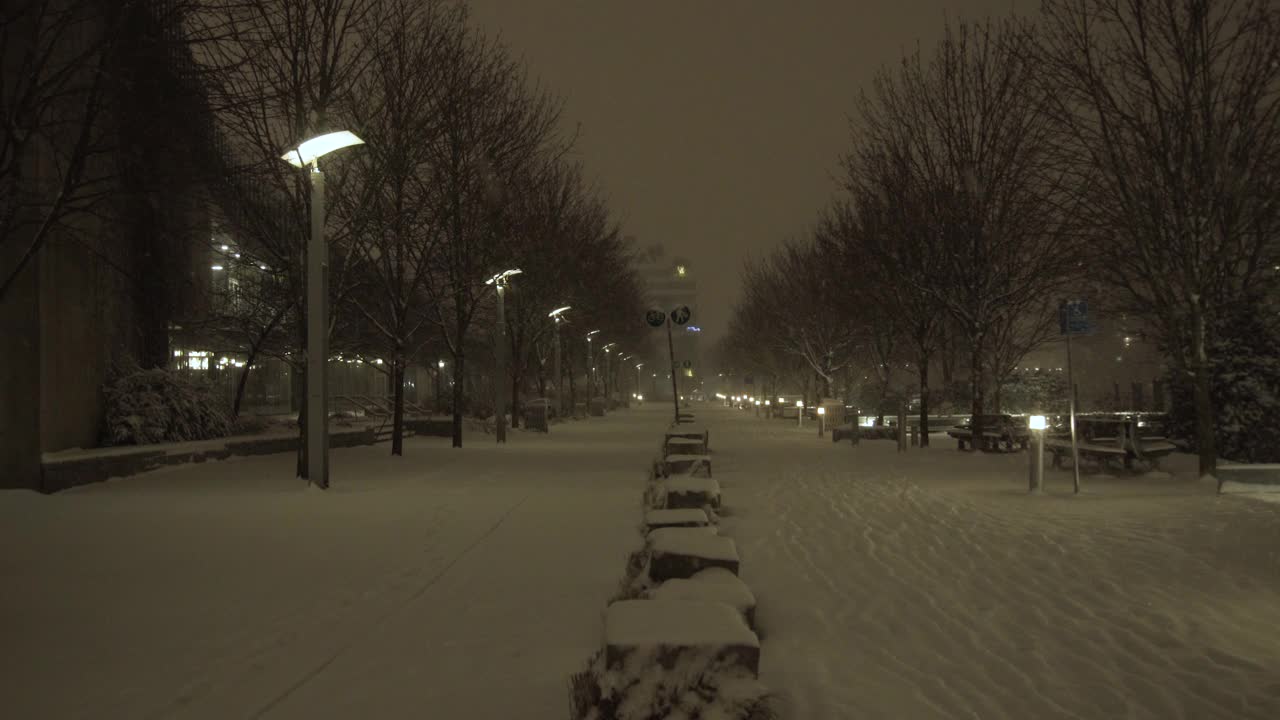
465,0,1033,343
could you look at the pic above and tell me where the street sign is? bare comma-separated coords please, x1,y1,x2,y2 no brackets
1058,300,1091,336
670,306,692,325
645,309,666,328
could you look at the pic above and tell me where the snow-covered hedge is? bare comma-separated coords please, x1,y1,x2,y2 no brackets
570,649,775,720
102,361,232,445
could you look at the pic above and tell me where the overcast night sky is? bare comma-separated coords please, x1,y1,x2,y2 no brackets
466,0,1033,343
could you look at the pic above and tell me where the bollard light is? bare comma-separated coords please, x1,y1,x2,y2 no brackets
1028,415,1046,493
1029,415,1047,431
817,405,826,437
817,407,826,416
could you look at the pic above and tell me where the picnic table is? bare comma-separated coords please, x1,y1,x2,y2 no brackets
1046,417,1175,470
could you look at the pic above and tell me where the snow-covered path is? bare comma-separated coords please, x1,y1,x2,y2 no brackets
1,410,667,719
707,406,1280,720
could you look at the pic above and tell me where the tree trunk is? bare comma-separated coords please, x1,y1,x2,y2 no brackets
970,334,985,452
451,353,464,448
918,355,931,448
510,367,522,429
391,358,405,456
232,357,254,419
1191,301,1216,477
568,351,577,416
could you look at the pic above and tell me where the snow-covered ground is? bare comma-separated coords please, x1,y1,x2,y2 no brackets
707,406,1280,719
1,413,668,719
6,404,1278,720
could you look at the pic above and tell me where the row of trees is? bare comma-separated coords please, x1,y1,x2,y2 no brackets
723,0,1280,471
183,0,654,461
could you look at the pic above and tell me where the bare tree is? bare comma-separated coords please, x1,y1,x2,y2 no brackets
1039,0,1280,475
846,18,1078,446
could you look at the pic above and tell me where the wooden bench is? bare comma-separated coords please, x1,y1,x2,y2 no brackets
1046,435,1176,471
1213,464,1280,493
665,429,710,451
832,425,860,444
659,453,712,478
947,428,1027,452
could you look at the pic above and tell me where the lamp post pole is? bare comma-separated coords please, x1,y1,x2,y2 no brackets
495,280,507,443
554,318,562,416
306,163,328,487
436,359,444,414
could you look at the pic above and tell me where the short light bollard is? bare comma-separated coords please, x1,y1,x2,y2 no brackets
755,399,761,417
796,400,805,429
817,406,826,437
764,399,771,419
1028,414,1046,493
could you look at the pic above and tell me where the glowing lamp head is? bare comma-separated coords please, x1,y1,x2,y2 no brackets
281,130,365,167
485,268,522,286
438,360,446,369
817,407,826,415
1029,415,1047,431
796,400,804,408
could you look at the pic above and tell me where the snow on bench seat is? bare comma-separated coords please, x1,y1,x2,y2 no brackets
664,436,707,455
1216,464,1280,493
604,599,760,676
661,475,721,509
665,428,709,448
661,453,712,478
644,508,712,531
647,527,739,582
645,567,757,628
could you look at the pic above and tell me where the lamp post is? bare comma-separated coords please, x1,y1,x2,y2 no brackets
281,130,365,489
602,343,616,404
797,400,805,429
586,330,600,400
818,405,826,437
1028,415,1047,493
436,359,446,414
549,306,570,417
486,268,523,443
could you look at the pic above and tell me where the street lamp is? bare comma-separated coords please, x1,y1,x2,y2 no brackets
586,330,600,400
549,306,570,417
602,342,617,402
817,405,826,437
1029,415,1047,493
486,268,523,443
436,358,446,414
281,130,365,489
796,400,805,429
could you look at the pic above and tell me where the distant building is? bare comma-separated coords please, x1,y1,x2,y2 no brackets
633,239,701,400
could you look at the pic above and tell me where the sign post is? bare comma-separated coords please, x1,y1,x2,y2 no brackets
1058,300,1091,495
668,306,692,423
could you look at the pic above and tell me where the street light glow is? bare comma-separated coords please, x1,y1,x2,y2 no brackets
281,130,366,167
587,329,600,337
548,305,571,318
485,268,523,286
1029,415,1047,431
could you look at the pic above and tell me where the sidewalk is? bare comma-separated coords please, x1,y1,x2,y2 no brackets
0,407,670,719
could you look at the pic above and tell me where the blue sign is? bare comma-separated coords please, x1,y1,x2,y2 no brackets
1059,300,1092,336
686,325,701,333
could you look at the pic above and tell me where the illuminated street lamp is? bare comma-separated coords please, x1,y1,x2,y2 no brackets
796,399,805,428
601,343,617,401
1029,415,1047,493
817,405,827,437
586,330,600,398
486,268,523,443
548,306,570,417
281,130,365,489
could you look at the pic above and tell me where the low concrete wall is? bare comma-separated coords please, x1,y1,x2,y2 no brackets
40,428,377,493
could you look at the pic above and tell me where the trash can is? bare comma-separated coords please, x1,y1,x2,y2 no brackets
523,399,550,432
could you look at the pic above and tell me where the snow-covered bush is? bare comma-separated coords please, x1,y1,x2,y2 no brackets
1165,299,1280,462
102,360,232,445
570,648,775,720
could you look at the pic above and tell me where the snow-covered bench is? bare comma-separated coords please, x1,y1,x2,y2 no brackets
947,427,1026,451
644,508,713,532
647,527,740,582
644,567,757,629
1046,437,1176,471
659,453,712,478
664,436,707,456
666,428,710,450
1214,464,1280,493
661,475,721,509
604,599,760,676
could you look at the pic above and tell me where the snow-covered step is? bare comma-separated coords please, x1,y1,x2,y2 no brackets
647,527,739,582
661,475,720,509
644,508,712,532
604,599,760,676
645,567,757,629
660,453,712,477
664,436,707,456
